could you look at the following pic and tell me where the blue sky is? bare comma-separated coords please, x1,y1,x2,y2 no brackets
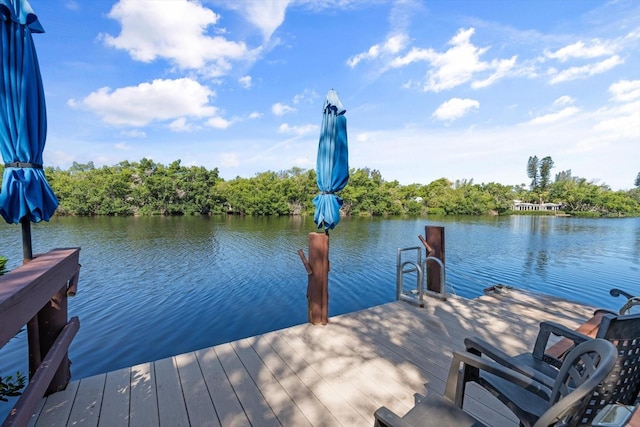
29,0,640,189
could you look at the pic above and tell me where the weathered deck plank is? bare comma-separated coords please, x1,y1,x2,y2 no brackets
32,380,78,426
194,347,249,426
66,373,105,427
266,329,370,426
154,356,189,426
232,338,312,426
99,368,130,427
250,335,339,427
29,289,596,426
214,342,280,427
175,352,218,427
129,362,159,427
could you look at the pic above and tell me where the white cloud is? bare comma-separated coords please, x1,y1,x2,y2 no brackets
239,75,252,89
609,79,640,102
292,89,318,105
545,39,614,62
64,1,79,11
120,129,146,138
219,0,291,40
206,117,233,129
553,96,575,106
526,107,580,125
271,102,296,116
102,0,258,77
390,28,515,92
292,156,312,168
69,78,217,127
389,46,432,68
548,55,623,84
219,152,240,167
592,101,640,140
471,56,517,89
278,123,318,135
347,34,409,67
169,117,196,132
432,98,480,122
114,142,132,151
422,28,492,92
346,113,637,190
356,132,379,143
248,112,262,119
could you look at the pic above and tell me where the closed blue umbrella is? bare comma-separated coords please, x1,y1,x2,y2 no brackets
1,0,58,260
313,89,349,231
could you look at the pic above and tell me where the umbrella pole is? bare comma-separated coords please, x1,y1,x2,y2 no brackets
21,219,42,379
21,217,33,261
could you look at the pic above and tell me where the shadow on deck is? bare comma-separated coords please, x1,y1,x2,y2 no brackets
28,288,594,427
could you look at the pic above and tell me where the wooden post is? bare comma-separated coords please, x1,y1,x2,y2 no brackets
307,232,329,325
38,284,71,395
425,226,445,294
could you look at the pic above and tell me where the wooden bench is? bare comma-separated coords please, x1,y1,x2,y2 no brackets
0,248,81,427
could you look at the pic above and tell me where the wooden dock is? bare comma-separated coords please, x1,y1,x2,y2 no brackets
27,288,595,426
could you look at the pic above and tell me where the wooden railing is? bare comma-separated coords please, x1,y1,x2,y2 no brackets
0,248,81,427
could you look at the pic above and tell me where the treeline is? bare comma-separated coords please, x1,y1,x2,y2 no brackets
0,159,639,217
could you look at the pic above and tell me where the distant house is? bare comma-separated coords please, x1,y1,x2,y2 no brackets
511,200,563,211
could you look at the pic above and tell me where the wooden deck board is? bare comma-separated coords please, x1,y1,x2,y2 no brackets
129,362,159,427
175,352,219,427
33,380,78,427
214,342,280,427
232,338,312,427
29,288,596,426
194,347,250,427
99,368,131,427
250,334,340,427
261,329,363,426
66,373,105,427
155,356,189,427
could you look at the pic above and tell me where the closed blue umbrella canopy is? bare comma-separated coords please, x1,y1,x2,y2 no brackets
313,89,349,230
0,0,58,225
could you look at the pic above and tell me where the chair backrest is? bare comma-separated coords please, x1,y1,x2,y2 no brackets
576,312,640,424
534,338,617,427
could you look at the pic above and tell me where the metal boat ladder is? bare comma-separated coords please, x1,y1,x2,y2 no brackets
396,246,446,307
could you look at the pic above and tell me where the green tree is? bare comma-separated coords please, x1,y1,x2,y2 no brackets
555,169,572,182
22,157,640,218
527,156,539,192
341,168,388,216
527,155,554,203
539,156,554,192
481,182,516,213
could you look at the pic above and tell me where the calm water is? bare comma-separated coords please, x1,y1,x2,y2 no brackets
1,215,639,414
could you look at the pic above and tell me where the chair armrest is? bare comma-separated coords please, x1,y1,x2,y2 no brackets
532,321,591,364
594,308,617,316
610,288,635,299
464,337,555,389
445,350,553,405
374,407,414,427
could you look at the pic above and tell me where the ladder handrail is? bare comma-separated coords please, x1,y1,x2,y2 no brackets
396,246,448,306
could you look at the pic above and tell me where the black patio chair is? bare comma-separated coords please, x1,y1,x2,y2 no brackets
374,338,617,427
461,312,640,425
